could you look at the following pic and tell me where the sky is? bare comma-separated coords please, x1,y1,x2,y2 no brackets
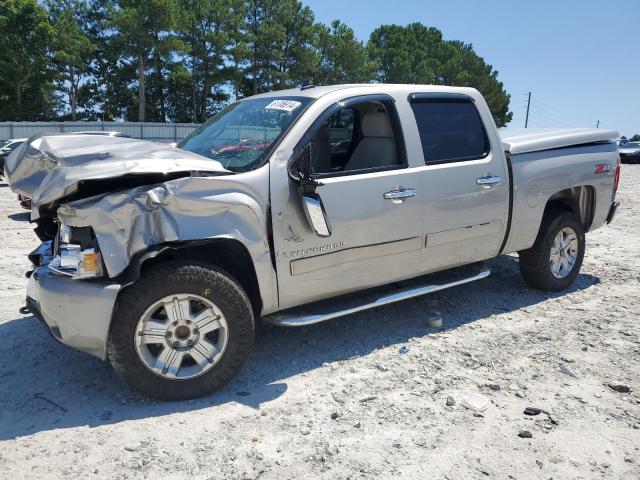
302,0,639,137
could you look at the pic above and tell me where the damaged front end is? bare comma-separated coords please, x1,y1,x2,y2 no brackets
10,133,275,360
4,133,230,243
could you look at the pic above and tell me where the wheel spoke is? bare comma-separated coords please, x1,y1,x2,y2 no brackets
163,296,191,324
193,309,222,334
138,318,167,344
154,346,184,377
551,258,561,276
189,338,218,367
563,234,576,249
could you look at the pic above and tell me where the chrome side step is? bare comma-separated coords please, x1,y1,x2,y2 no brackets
264,263,490,327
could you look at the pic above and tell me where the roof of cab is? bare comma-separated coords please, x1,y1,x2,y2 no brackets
243,83,481,101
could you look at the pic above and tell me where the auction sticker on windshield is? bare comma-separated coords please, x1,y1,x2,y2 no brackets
265,100,302,112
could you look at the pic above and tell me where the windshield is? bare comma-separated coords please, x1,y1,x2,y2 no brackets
178,96,312,172
622,142,640,148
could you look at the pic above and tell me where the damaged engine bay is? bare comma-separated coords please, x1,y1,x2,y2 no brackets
4,133,272,285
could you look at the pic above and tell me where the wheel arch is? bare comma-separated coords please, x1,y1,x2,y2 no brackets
544,185,596,231
119,238,263,315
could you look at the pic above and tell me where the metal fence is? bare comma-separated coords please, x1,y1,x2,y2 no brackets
0,121,202,143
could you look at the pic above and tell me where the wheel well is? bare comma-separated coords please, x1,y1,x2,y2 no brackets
137,239,262,313
545,186,596,231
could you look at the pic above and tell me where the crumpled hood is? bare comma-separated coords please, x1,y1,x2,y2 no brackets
4,133,228,213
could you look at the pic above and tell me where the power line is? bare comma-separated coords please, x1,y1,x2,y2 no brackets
531,98,593,126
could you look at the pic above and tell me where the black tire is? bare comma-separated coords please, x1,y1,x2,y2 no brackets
108,261,255,400
518,210,585,291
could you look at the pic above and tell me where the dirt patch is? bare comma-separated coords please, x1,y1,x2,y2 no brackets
0,167,638,479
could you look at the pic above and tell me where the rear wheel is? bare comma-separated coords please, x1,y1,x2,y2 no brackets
108,261,255,400
518,211,585,291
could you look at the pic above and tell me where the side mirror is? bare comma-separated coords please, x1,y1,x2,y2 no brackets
288,144,332,237
301,192,331,237
288,144,311,183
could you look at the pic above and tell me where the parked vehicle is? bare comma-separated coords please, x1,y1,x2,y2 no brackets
0,138,27,156
619,141,640,163
0,138,27,177
5,85,621,400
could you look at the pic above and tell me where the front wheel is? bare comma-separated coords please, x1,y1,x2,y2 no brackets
518,211,585,291
108,261,255,400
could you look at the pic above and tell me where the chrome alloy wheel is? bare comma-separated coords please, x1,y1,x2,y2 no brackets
549,227,578,279
134,294,228,380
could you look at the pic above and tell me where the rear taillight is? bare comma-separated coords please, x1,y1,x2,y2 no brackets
613,156,621,194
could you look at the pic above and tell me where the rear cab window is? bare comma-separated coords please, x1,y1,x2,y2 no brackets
409,94,490,164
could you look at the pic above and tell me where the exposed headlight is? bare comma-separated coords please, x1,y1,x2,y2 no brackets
49,224,104,279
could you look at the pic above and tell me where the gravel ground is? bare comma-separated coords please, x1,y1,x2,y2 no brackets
0,166,638,480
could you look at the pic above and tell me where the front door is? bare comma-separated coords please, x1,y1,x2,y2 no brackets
270,95,425,310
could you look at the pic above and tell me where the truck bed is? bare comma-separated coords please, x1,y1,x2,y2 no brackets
500,128,619,155
499,128,619,255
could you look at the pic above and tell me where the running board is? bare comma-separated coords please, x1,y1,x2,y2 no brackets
264,263,490,327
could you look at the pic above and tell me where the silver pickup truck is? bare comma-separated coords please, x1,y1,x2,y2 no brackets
5,84,621,400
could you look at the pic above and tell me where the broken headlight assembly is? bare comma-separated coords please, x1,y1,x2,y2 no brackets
49,224,104,279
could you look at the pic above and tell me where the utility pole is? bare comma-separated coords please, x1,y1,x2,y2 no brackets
525,92,531,128
596,120,600,128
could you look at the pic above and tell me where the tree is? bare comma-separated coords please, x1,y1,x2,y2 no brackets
444,40,512,126
630,134,640,142
48,0,95,120
314,20,372,85
0,0,56,120
242,0,317,96
175,0,243,121
165,65,195,122
367,23,512,126
106,0,179,121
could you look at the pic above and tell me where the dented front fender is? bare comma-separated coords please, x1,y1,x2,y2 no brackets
56,165,279,314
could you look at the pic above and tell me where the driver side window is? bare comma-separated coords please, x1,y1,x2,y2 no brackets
310,100,404,176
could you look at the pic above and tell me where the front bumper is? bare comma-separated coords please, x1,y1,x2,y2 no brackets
26,266,122,360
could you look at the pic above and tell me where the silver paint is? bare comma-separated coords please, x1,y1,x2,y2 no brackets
7,84,620,363
27,266,121,360
57,164,279,314
3,133,228,215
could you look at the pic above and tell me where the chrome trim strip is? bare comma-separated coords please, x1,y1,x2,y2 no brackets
265,267,490,327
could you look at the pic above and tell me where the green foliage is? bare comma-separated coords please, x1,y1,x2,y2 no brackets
47,0,95,120
0,0,56,120
315,20,372,85
630,134,640,142
242,0,317,96
368,23,512,126
176,0,243,121
0,1,513,123
105,0,180,121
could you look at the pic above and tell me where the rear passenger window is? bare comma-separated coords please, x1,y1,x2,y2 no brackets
410,99,489,164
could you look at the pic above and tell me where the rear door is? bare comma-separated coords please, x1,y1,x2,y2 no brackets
407,93,510,272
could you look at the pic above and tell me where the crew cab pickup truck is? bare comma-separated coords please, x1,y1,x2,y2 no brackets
5,84,621,400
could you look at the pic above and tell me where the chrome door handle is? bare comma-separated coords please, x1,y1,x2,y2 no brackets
383,187,416,204
476,175,503,188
